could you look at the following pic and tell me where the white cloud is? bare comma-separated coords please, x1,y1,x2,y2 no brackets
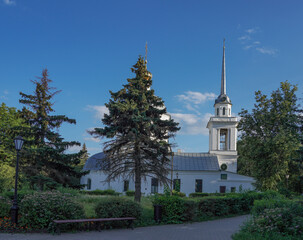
245,28,258,34
177,91,216,105
66,145,82,153
86,105,109,120
170,112,212,135
84,137,101,143
256,47,278,55
3,0,15,5
238,35,251,41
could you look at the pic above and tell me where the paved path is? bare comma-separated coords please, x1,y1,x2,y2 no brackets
0,215,249,240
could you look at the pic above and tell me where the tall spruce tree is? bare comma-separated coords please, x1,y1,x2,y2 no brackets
19,69,84,190
90,56,180,202
238,81,301,191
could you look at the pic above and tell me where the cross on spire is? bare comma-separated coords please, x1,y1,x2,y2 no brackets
221,39,226,95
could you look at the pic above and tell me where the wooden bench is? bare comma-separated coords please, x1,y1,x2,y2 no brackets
53,217,136,234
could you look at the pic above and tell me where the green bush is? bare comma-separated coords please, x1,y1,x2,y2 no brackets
0,196,11,218
189,193,209,198
126,190,135,196
80,189,119,196
234,205,303,239
1,189,35,203
19,191,84,231
153,195,196,223
172,190,186,197
252,199,292,216
95,197,142,228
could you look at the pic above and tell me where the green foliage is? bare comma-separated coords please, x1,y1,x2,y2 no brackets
1,189,35,203
19,191,84,231
172,190,186,197
94,197,142,228
90,57,180,202
238,81,301,191
252,198,293,216
0,196,11,218
126,190,135,196
153,195,196,223
18,69,85,189
189,193,210,198
234,204,303,239
80,189,119,196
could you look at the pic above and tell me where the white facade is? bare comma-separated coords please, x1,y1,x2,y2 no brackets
81,42,255,195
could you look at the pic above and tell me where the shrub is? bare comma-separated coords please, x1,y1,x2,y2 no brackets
95,197,142,228
126,190,135,196
19,191,84,231
1,189,35,203
153,195,196,223
234,205,303,239
172,190,186,197
189,193,209,198
252,199,292,216
0,196,11,218
80,189,119,196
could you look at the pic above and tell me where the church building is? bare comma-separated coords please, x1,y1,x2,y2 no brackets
80,43,255,195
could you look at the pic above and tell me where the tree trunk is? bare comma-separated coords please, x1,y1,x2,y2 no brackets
134,143,141,202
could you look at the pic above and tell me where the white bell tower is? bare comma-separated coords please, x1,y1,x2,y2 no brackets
207,40,238,173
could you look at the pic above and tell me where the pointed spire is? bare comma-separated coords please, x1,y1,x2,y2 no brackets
221,39,226,95
145,41,148,65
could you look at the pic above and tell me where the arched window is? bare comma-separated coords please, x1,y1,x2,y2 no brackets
87,178,92,190
229,108,231,116
217,108,219,116
220,129,227,150
223,107,226,115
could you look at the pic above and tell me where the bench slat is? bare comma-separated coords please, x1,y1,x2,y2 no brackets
54,217,136,224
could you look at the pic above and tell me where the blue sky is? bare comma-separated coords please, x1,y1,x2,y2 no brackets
1,0,302,155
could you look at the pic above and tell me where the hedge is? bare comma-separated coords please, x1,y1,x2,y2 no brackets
80,189,120,196
95,197,142,228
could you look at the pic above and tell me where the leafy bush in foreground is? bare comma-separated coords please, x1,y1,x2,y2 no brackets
95,197,142,228
0,196,11,218
81,189,119,196
19,191,84,231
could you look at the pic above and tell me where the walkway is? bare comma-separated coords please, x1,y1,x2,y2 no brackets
0,215,249,240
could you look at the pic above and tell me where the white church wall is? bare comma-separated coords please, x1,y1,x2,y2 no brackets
81,170,255,196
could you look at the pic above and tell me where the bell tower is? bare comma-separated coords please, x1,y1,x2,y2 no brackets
207,40,238,173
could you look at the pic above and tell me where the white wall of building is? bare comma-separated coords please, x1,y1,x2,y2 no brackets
81,170,255,196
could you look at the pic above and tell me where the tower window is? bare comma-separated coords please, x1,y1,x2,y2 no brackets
220,129,227,150
223,107,226,115
217,108,219,116
229,109,231,116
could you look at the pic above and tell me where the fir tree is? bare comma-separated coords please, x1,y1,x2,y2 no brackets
90,56,180,202
19,69,84,190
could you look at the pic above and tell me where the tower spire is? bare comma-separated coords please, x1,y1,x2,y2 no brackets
145,41,148,65
221,39,226,95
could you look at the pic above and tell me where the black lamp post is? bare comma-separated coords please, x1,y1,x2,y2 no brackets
11,136,24,225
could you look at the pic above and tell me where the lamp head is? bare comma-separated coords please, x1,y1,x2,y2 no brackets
14,136,24,151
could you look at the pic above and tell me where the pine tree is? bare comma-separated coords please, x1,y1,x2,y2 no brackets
19,69,84,190
90,56,180,202
79,143,89,168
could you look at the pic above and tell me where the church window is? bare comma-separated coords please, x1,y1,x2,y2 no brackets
223,107,226,115
229,108,231,116
151,178,158,193
220,129,228,150
217,108,219,116
195,179,203,192
87,178,91,190
123,180,129,192
173,179,181,192
221,174,227,180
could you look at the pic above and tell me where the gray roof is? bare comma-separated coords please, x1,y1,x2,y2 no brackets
83,152,220,172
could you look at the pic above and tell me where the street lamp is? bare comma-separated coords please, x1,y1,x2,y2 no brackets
11,136,24,225
168,145,174,196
